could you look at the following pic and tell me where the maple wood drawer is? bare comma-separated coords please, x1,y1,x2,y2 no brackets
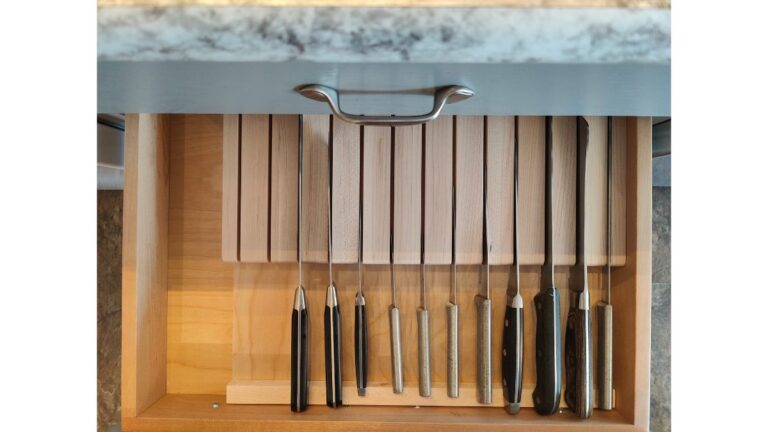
121,113,652,431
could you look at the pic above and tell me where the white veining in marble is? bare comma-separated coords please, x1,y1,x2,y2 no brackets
98,7,669,63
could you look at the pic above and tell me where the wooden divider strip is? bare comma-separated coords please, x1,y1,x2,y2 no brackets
518,116,545,265
331,117,361,263
424,115,453,264
362,126,392,264
301,115,330,263
585,116,608,266
454,116,484,264
393,125,422,264
239,114,270,263
611,117,628,266
270,115,299,262
122,114,169,416
221,114,240,262
485,116,515,265
552,116,577,265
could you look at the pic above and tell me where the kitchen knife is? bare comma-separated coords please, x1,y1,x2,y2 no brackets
355,130,368,397
291,116,309,413
564,116,593,419
502,116,524,415
447,134,459,399
532,116,563,416
476,127,492,405
389,137,404,394
324,137,342,408
596,116,614,411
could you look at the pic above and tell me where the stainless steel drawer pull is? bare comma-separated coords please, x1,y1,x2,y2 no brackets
297,84,474,127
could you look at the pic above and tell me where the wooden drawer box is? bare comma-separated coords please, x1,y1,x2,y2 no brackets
121,114,652,431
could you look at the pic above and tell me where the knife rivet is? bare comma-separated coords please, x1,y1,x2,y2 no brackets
212,402,220,409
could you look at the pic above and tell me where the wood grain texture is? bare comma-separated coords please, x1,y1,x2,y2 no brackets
101,0,670,8
424,116,453,264
122,114,647,431
610,117,628,266
121,114,169,416
270,115,299,262
393,125,422,264
552,116,577,265
612,117,652,429
301,115,330,263
239,114,269,263
221,114,239,262
331,117,360,263
166,115,233,395
585,116,608,266
518,116,546,265
126,394,635,432
362,127,392,264
454,116,484,264
485,116,515,265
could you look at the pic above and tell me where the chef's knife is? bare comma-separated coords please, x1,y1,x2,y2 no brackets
564,116,593,419
532,116,563,416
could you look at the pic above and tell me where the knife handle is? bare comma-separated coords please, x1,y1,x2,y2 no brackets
532,287,562,415
596,302,613,410
475,295,493,404
417,307,431,397
446,302,459,398
324,304,342,407
564,294,593,419
502,303,524,414
291,307,309,412
389,305,404,394
354,301,368,396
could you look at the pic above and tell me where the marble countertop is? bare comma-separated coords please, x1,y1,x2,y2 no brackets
97,6,670,64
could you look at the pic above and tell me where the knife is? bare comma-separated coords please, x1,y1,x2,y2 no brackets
291,116,309,413
502,116,524,414
532,116,563,415
447,132,459,399
324,136,342,408
389,135,404,394
596,117,614,411
476,127,492,405
355,129,368,397
417,134,431,398
564,116,593,419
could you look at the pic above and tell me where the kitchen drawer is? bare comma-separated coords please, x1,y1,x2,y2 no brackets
121,113,651,431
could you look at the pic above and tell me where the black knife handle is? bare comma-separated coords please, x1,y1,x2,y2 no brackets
354,303,368,395
502,305,524,414
291,308,309,412
532,287,563,415
324,305,342,407
564,301,593,419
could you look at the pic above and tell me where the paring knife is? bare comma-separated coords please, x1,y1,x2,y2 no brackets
532,116,563,416
291,116,309,413
447,132,459,399
417,134,431,398
389,135,404,394
476,127,492,405
564,116,593,419
502,116,524,414
596,117,614,411
324,136,342,408
355,129,368,397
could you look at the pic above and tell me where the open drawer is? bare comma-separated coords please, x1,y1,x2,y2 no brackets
121,114,652,431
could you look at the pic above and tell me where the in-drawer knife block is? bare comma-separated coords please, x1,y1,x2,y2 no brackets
122,114,652,431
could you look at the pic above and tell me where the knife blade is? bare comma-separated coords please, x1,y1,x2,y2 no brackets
324,133,342,408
